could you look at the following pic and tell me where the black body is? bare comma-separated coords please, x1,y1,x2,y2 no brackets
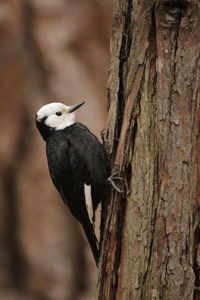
36,121,110,264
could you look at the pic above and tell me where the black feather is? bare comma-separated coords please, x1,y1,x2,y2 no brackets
36,121,110,264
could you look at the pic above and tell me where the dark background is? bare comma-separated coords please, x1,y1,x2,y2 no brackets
0,1,112,299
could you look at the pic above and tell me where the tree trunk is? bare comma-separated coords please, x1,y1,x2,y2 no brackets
98,1,200,299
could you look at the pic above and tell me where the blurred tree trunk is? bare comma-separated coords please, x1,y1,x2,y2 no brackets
0,0,111,299
98,0,200,299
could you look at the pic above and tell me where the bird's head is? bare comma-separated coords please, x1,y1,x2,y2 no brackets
36,101,85,139
36,101,85,129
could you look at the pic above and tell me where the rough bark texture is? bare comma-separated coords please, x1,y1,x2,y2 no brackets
98,0,200,299
0,1,112,299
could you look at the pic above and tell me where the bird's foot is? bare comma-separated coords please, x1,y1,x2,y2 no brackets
107,171,124,193
100,128,109,146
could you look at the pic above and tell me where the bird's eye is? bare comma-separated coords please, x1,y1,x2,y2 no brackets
56,111,62,116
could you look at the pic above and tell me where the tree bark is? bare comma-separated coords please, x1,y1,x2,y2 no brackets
98,1,200,299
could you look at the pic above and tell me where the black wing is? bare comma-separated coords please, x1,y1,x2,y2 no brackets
60,183,99,265
45,123,109,265
65,123,110,210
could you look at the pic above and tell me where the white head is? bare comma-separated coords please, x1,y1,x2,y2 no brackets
36,102,85,130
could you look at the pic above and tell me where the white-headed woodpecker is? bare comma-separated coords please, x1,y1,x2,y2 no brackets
35,101,110,265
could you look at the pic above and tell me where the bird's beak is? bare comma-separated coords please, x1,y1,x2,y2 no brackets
69,101,85,113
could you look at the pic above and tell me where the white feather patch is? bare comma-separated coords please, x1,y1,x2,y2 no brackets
84,184,93,224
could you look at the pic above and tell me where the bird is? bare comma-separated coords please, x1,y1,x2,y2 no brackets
35,101,110,265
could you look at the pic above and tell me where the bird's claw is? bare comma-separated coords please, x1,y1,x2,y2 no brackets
107,171,124,193
100,128,109,145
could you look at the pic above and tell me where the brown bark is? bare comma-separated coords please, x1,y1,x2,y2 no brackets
98,1,200,299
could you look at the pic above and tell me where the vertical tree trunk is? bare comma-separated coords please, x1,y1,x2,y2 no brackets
98,1,200,299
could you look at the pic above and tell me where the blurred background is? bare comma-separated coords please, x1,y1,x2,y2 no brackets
0,0,112,299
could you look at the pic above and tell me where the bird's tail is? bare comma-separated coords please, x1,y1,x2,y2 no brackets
82,219,99,266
